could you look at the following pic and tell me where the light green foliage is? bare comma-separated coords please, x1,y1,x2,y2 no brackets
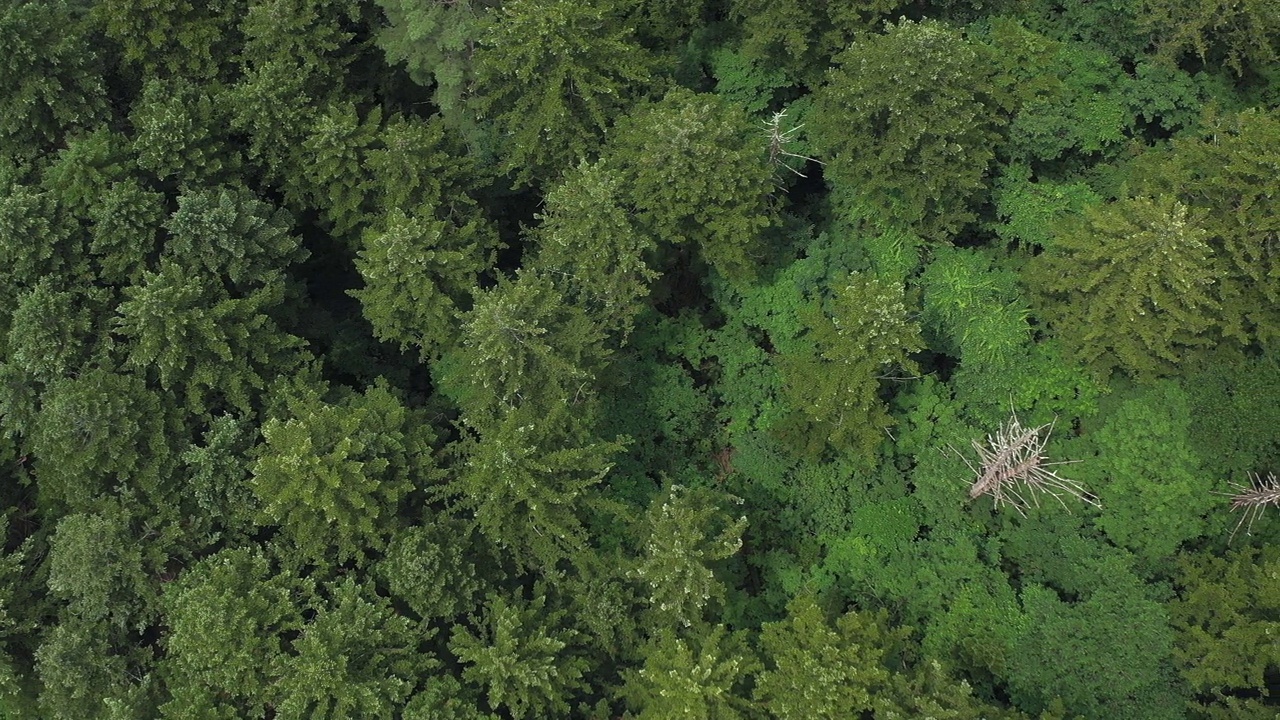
252,381,432,563
605,88,774,280
1008,582,1186,720
810,19,1005,239
621,625,759,720
1170,547,1280,718
754,594,900,719
352,209,489,359
1130,109,1280,349
1029,196,1222,377
532,160,657,337
114,261,303,413
630,484,746,629
375,0,493,126
272,579,424,720
0,0,106,160
449,403,624,572
471,0,654,184
130,78,237,184
31,369,170,511
921,246,1030,372
1082,382,1213,563
708,47,790,116
165,186,306,291
377,521,483,621
441,269,610,424
992,165,1101,250
450,593,586,720
160,548,303,719
779,272,923,458
1139,0,1279,75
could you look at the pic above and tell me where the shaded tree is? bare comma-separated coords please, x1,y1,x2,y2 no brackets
810,19,1006,238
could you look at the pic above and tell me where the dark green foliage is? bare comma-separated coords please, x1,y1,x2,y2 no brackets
31,368,171,512
352,209,490,359
440,269,610,424
159,548,304,718
94,0,243,78
1,2,1275,718
374,0,492,127
1008,581,1187,719
810,19,1006,238
605,87,774,280
114,261,303,414
130,78,239,184
779,272,923,458
272,578,426,719
1170,547,1280,718
629,484,746,629
531,160,658,338
1139,0,1280,76
0,0,107,161
165,186,306,290
1129,108,1280,349
447,403,624,573
471,0,655,184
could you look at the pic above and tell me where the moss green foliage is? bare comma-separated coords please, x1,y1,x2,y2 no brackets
0,2,1275,718
1028,195,1222,377
471,0,654,185
604,87,775,281
811,19,1006,238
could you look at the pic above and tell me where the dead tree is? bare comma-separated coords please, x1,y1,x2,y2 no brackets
1225,471,1280,540
951,412,1099,516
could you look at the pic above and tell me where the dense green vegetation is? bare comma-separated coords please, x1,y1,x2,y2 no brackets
0,0,1277,717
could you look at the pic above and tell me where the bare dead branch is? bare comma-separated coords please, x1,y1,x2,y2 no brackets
950,412,1098,516
1225,471,1280,541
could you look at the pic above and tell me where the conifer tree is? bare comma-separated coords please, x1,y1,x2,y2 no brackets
1028,195,1222,377
810,19,1005,238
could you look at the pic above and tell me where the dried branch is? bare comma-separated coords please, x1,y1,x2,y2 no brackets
762,110,823,178
1225,471,1280,541
950,412,1098,516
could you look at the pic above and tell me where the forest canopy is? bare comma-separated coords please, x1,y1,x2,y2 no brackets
0,0,1278,718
